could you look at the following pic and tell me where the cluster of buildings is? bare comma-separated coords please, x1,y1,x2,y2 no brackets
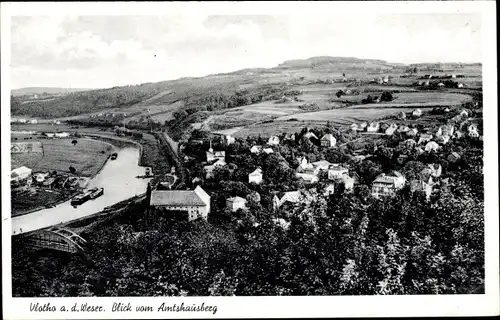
11,118,39,124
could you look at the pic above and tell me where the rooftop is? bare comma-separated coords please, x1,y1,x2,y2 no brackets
150,189,207,206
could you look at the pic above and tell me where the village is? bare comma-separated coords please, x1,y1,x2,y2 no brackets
146,98,482,232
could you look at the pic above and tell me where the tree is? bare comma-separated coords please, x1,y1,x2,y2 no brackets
71,139,78,146
69,166,76,174
380,91,394,102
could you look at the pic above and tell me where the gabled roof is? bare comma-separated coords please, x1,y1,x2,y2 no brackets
250,168,262,176
150,189,208,206
321,133,336,141
227,196,247,203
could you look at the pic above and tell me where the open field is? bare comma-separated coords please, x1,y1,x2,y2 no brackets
11,138,113,177
232,120,329,138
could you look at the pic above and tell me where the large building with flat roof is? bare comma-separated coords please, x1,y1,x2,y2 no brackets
150,186,210,221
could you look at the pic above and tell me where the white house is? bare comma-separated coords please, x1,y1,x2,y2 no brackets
398,111,407,120
303,131,318,140
468,124,479,138
53,120,61,125
284,133,296,141
371,171,406,198
457,83,464,89
320,134,337,147
323,184,335,196
437,82,445,88
366,122,380,133
328,164,349,181
45,133,55,138
428,164,442,178
226,196,248,212
204,159,227,179
295,172,319,184
418,134,433,144
460,110,469,118
11,166,32,183
263,148,274,154
312,160,332,172
249,168,263,184
385,125,398,136
29,119,38,124
406,128,418,137
267,136,280,145
223,135,235,146
412,109,423,117
18,119,27,124
342,174,355,192
359,122,368,131
350,123,359,132
54,132,69,138
149,186,211,221
250,145,263,154
425,141,440,152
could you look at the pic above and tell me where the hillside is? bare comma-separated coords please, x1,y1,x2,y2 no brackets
11,87,95,97
10,56,481,120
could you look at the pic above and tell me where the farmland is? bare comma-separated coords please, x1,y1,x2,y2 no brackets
11,138,113,177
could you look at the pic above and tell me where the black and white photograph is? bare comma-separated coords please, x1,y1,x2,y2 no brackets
2,1,498,318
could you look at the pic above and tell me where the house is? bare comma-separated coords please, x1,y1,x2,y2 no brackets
33,172,49,183
29,119,38,124
366,122,380,133
412,109,423,117
303,131,318,140
54,132,69,138
383,75,390,83
437,82,445,88
406,128,418,137
418,134,433,144
284,133,296,141
320,134,337,147
442,124,455,137
425,141,440,152
398,111,406,120
226,196,247,212
249,168,263,184
328,164,349,180
53,120,61,125
203,159,226,179
206,142,225,162
273,218,291,230
410,179,434,200
149,186,211,221
385,125,398,136
468,124,479,137
379,123,390,132
359,122,368,131
460,110,469,118
310,160,331,173
444,108,451,113
222,135,235,146
350,123,359,132
18,119,27,124
295,172,319,184
457,83,464,88
341,174,355,192
323,184,335,196
398,125,410,133
435,135,450,144
454,130,464,139
11,166,32,183
371,171,406,198
267,136,280,145
263,148,274,154
273,190,314,210
250,145,263,154
448,152,461,163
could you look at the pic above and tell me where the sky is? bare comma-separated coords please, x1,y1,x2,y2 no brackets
10,13,481,89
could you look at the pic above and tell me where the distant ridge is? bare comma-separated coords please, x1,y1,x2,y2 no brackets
11,87,95,96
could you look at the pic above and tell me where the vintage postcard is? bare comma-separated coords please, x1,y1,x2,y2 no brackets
1,1,498,319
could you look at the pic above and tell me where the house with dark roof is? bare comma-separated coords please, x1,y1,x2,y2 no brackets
371,171,406,198
149,186,211,221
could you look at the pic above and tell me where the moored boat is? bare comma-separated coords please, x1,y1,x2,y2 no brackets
70,189,93,206
88,187,104,200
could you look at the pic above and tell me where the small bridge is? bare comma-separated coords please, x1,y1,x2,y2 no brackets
23,227,87,254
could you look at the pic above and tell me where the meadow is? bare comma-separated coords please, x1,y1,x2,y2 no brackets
11,138,113,177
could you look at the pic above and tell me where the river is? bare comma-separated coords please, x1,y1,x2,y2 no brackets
11,147,152,236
